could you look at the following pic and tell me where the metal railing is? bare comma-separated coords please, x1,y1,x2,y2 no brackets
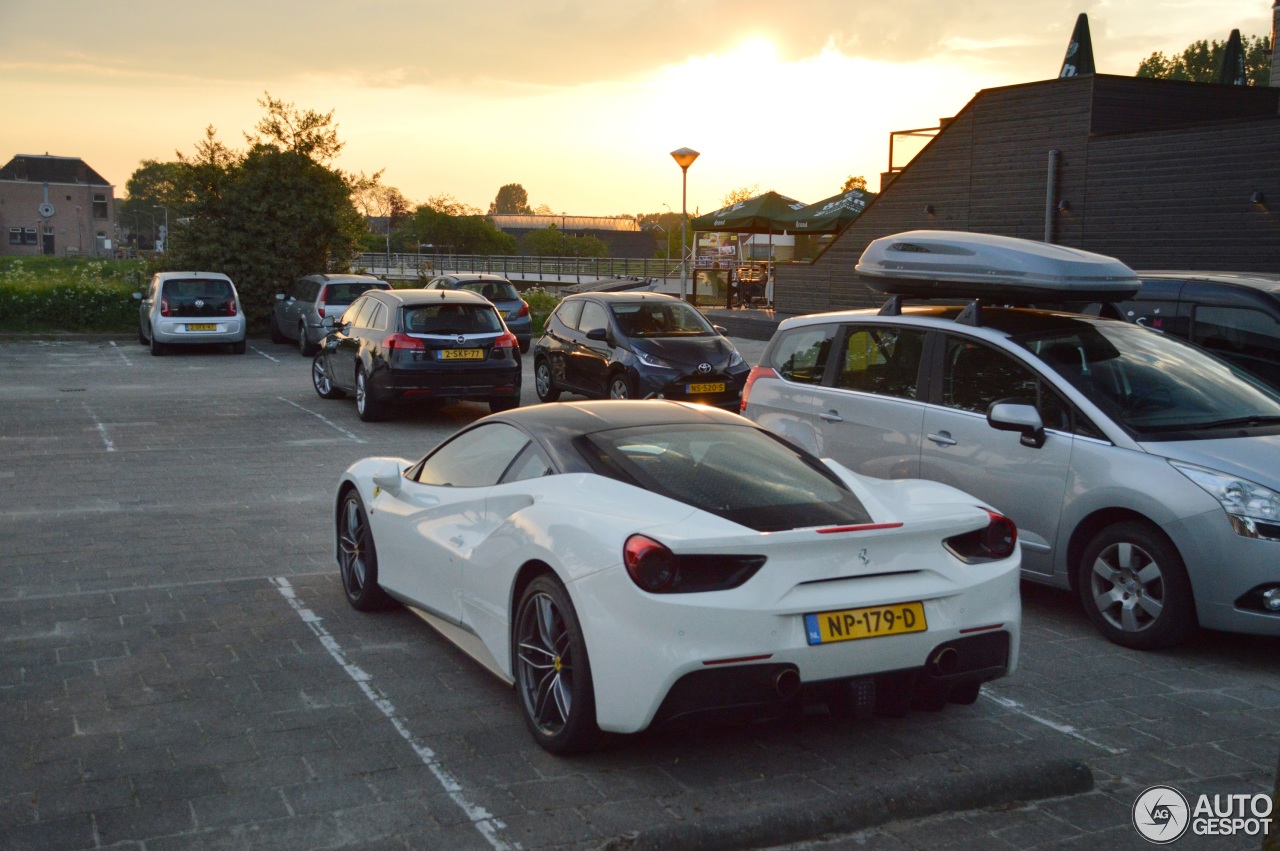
353,252,683,283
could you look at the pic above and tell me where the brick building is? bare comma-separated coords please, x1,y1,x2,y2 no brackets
0,154,117,258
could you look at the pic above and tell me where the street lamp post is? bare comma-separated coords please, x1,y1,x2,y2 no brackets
153,205,169,253
669,147,699,301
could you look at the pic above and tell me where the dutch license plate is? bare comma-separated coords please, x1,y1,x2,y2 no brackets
804,602,927,645
187,323,217,332
687,382,726,394
440,349,484,360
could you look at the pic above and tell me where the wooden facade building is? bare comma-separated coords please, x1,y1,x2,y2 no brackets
774,74,1280,315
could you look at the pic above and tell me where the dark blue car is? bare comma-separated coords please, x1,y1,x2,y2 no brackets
533,293,750,409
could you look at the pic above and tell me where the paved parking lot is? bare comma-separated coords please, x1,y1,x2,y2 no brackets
1,335,1277,850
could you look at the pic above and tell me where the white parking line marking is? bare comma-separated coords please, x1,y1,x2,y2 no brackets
252,346,281,362
108,341,133,367
278,397,366,443
82,404,116,452
270,578,514,851
982,689,1125,755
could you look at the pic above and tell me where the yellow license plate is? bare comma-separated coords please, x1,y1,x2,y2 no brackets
187,323,217,331
440,349,484,360
687,382,726,394
804,602,927,645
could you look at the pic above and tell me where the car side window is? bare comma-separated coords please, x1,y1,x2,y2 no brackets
502,444,555,483
340,297,367,326
836,326,927,400
941,337,1071,430
554,300,585,330
352,298,380,328
1192,305,1280,361
416,423,530,487
767,324,835,385
368,304,389,332
579,302,610,335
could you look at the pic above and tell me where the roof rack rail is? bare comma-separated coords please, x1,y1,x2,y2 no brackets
877,294,987,326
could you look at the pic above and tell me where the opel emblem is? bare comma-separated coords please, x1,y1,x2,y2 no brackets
697,362,712,374
455,335,466,345
194,299,205,308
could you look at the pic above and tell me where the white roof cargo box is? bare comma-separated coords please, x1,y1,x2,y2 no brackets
855,230,1140,303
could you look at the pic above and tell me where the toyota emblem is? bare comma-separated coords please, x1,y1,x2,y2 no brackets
697,362,712,374
194,299,205,308
455,335,467,345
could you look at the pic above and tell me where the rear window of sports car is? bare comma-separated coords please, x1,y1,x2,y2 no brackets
579,423,871,532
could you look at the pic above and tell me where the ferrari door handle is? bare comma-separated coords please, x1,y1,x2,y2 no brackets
819,410,844,423
927,431,958,447
449,535,465,547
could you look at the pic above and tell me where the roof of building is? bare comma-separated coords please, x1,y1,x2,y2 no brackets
0,154,113,186
489,214,641,232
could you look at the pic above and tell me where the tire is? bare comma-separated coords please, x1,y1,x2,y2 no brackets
513,575,604,754
312,354,345,399
299,324,318,357
608,371,634,400
1076,521,1197,650
489,397,520,414
355,366,387,422
337,489,389,612
231,339,247,355
149,331,165,357
534,359,561,402
268,314,285,344
519,340,530,354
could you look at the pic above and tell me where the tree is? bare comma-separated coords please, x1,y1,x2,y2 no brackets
489,183,533,214
519,227,607,257
120,160,188,247
403,204,516,255
842,175,868,192
1136,34,1271,86
160,94,367,327
721,185,760,206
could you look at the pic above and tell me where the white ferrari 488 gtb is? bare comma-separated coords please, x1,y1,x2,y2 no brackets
333,400,1021,753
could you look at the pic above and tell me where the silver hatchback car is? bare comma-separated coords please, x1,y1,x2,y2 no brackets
744,233,1280,649
135,271,246,356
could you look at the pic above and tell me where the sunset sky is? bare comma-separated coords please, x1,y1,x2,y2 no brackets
1,1,1270,217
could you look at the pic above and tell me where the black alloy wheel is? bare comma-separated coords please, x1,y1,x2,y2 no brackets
513,575,604,754
337,489,389,611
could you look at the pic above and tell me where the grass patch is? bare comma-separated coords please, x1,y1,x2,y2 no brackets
0,257,149,333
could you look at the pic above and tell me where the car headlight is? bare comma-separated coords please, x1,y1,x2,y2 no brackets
727,351,745,369
635,350,671,368
1171,461,1280,540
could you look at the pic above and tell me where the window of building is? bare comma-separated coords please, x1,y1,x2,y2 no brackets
8,228,22,245
92,193,109,219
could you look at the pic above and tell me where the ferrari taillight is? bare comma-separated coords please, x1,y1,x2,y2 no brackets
943,511,1018,564
623,534,765,594
740,365,779,412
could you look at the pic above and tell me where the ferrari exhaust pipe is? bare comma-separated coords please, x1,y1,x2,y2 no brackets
927,646,959,677
774,668,801,699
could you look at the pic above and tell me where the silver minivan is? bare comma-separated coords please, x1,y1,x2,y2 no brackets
744,233,1280,649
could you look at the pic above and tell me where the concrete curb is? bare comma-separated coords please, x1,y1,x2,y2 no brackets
600,757,1094,851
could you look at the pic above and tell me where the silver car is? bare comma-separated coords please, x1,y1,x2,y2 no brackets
270,273,393,356
135,271,246,356
744,291,1280,650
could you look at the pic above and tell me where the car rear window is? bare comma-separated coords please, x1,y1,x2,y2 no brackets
579,423,871,532
324,282,389,306
461,281,520,300
402,303,504,334
161,279,235,317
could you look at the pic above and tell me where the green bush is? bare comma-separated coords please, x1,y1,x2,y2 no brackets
522,286,561,335
0,258,148,333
